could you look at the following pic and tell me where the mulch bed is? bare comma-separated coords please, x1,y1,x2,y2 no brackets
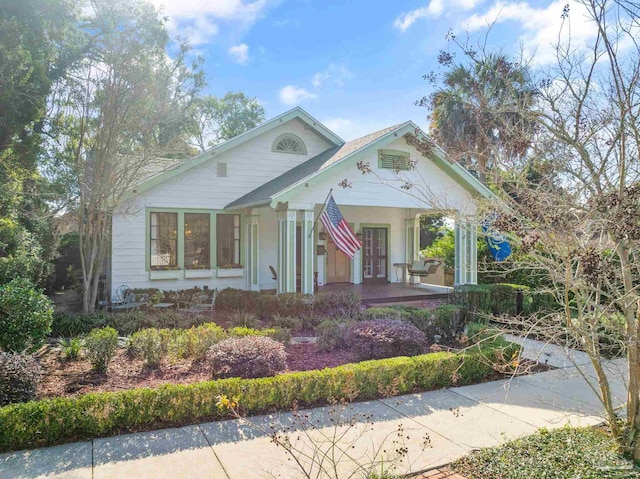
37,342,360,399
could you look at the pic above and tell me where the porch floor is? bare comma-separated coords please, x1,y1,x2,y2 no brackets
317,282,453,305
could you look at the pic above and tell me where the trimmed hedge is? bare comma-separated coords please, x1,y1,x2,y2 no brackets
0,340,517,452
455,283,559,318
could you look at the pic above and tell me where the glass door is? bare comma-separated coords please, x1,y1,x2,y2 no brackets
362,227,388,283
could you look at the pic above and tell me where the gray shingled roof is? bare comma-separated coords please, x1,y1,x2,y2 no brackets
225,123,405,209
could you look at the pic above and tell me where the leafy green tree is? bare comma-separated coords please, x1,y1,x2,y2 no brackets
191,92,265,152
49,0,204,312
420,49,537,183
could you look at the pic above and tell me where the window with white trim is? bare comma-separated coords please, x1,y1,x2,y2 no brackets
272,133,307,155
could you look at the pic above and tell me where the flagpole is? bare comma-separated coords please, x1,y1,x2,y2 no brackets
309,188,333,238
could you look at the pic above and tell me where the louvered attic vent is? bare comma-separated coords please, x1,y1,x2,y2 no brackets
378,149,410,170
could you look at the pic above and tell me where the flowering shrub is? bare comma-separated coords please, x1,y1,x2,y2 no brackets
0,352,43,406
84,327,119,373
208,336,286,379
0,278,53,352
347,319,428,360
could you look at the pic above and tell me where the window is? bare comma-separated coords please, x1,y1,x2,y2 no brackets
272,133,307,155
217,214,241,267
184,213,210,269
378,149,411,171
217,162,227,177
150,212,178,269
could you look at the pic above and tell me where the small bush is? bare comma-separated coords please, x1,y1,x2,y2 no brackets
316,319,353,351
51,312,108,337
0,352,43,406
59,338,82,361
186,323,227,359
161,328,189,359
271,314,302,331
84,327,119,373
229,311,260,328
208,336,287,379
106,311,146,335
228,326,263,337
363,307,408,321
314,292,361,318
0,278,53,352
129,329,164,367
406,305,467,341
265,327,292,345
348,319,428,360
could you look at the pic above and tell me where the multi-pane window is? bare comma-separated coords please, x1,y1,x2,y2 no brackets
150,212,178,269
217,214,241,266
184,213,210,269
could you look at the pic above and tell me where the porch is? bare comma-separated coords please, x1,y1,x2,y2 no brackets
316,282,453,305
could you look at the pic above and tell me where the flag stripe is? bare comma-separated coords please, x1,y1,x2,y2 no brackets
321,213,354,256
320,194,362,258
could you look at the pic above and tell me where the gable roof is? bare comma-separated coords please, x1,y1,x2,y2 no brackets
227,121,497,210
127,107,345,197
225,123,406,209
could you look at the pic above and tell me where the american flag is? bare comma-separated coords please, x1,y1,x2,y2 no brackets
320,195,362,258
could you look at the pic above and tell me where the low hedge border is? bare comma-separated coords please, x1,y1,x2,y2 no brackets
0,341,518,452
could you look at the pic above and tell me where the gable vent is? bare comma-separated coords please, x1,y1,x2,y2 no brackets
378,149,410,171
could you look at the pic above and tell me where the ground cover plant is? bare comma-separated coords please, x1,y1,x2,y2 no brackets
452,427,640,479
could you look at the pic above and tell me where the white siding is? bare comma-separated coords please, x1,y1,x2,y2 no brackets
111,119,332,293
284,137,478,214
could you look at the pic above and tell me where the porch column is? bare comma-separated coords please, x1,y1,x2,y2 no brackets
300,210,314,294
277,210,297,293
405,218,417,283
454,219,467,286
247,212,260,291
454,218,478,286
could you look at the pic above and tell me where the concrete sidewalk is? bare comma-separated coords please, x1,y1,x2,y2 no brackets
0,337,628,479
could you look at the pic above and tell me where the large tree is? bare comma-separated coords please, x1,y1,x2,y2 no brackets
50,0,203,311
190,91,265,152
420,49,537,184
0,0,82,285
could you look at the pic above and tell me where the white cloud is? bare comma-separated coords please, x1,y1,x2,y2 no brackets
151,0,271,45
311,64,352,87
394,0,483,31
228,43,249,64
279,85,317,106
462,1,596,65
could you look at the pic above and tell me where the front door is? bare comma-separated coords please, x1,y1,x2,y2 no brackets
326,238,350,283
362,227,388,283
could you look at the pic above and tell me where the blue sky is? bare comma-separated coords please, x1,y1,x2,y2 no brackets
151,0,597,140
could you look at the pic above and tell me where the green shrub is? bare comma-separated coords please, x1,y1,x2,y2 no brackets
0,352,43,406
129,329,164,368
0,340,517,452
229,311,260,328
363,307,408,321
0,278,53,352
106,311,146,335
186,323,227,359
59,337,82,361
227,326,264,337
316,319,353,351
314,291,361,318
452,427,640,479
271,314,302,331
406,305,467,341
84,327,119,373
51,312,108,337
275,293,314,318
265,327,292,346
208,336,287,379
348,319,428,360
161,328,189,359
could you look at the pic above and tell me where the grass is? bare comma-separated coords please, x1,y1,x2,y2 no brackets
451,427,640,479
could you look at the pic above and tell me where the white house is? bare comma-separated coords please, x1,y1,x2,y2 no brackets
110,107,494,296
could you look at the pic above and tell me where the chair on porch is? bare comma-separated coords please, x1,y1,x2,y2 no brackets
177,290,217,319
269,265,319,292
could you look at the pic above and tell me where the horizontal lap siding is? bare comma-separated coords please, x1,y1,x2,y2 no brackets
111,119,332,293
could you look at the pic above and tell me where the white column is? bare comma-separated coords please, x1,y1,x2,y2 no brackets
353,226,362,284
277,210,297,293
454,219,468,286
300,210,314,294
405,218,417,283
467,219,478,285
247,212,260,291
